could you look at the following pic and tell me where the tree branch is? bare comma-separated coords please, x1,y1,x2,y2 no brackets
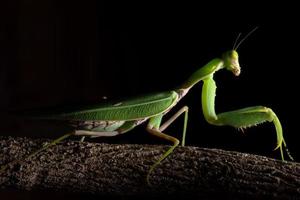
0,136,299,199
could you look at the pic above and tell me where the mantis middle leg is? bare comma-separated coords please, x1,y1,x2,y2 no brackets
202,75,293,160
146,106,189,184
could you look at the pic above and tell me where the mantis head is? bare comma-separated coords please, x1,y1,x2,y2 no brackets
222,50,240,76
222,27,259,76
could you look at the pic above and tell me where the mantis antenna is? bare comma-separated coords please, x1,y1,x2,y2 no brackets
232,33,242,49
234,26,259,50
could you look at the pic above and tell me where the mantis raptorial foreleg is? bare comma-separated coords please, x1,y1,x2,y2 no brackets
201,75,293,160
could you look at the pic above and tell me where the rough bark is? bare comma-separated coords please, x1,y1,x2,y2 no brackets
0,136,299,199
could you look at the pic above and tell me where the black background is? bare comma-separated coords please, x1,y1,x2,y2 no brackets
0,1,299,199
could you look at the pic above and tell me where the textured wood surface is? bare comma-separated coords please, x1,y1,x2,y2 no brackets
0,136,299,199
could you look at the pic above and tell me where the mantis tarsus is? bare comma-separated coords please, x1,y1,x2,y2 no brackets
1,29,294,184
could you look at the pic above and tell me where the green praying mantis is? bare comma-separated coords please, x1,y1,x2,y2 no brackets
1,28,294,184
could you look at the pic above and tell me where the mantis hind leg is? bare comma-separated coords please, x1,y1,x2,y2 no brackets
0,133,72,173
213,106,293,160
80,136,86,142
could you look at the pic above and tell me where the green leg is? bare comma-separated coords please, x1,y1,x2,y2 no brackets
202,76,293,160
80,136,86,142
0,133,72,173
216,106,293,160
32,133,72,158
159,106,189,146
146,114,180,185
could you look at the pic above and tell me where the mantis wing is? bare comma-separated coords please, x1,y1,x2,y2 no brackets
25,91,178,121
